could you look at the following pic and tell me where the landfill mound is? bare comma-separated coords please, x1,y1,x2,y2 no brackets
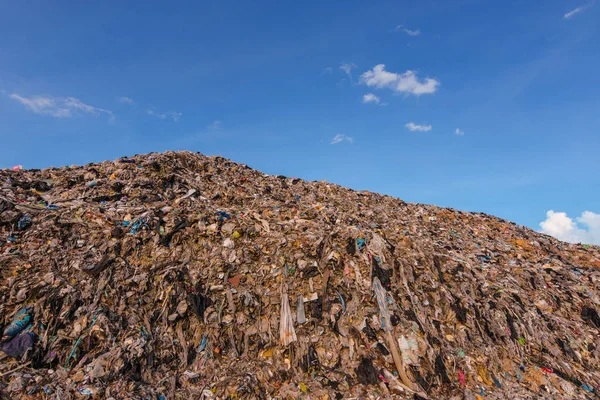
1,151,600,399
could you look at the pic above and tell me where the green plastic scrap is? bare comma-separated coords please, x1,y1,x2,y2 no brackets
64,314,98,370
64,336,83,370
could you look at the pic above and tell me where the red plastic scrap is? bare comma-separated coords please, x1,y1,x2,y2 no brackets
458,370,466,387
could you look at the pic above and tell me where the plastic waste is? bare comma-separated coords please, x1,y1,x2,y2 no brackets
2,307,33,339
296,294,306,324
279,283,297,346
0,151,599,399
0,332,36,357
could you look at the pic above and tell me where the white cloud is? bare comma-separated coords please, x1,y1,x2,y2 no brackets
403,28,420,36
340,63,357,81
322,67,333,74
455,128,464,135
564,5,585,19
405,122,432,132
394,25,421,36
362,93,381,104
9,93,113,119
539,210,600,244
147,109,182,122
118,96,134,104
360,64,439,95
10,94,70,118
330,134,354,144
208,120,222,129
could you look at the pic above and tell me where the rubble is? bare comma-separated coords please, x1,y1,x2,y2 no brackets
1,150,599,399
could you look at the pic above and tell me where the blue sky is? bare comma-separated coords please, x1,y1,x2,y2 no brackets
1,0,599,243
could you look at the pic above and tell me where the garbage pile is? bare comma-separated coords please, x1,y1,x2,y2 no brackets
1,151,600,399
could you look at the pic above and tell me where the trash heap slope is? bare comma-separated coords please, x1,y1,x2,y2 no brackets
1,151,599,399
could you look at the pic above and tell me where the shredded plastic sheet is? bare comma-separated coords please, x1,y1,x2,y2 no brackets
373,277,392,332
279,284,297,346
296,294,306,324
